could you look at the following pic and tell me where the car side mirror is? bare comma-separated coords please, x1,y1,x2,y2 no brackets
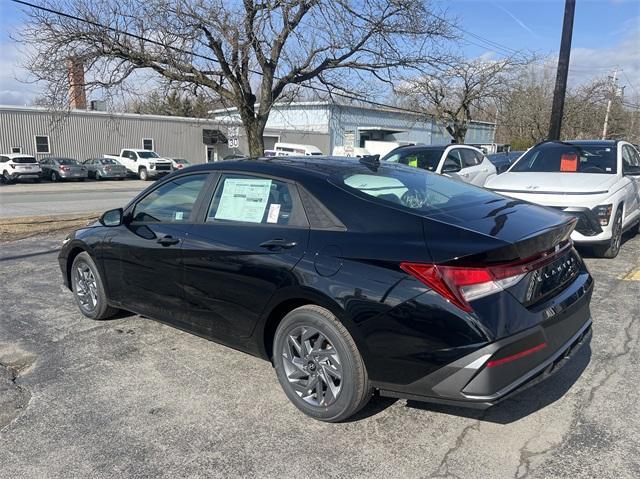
442,162,461,174
100,208,123,227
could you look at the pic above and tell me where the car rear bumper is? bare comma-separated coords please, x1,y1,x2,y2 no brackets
376,287,593,409
8,172,41,179
379,319,592,408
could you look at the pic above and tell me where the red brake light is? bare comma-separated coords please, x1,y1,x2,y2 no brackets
400,241,572,313
60,165,70,171
486,342,547,368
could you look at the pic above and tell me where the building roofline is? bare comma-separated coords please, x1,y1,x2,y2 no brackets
212,101,496,126
0,104,242,125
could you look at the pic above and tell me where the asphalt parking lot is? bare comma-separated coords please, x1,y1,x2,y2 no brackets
1,232,639,479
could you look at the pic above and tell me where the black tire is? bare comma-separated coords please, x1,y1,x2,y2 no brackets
273,305,372,422
139,167,149,181
593,208,623,258
629,220,640,237
2,171,14,184
51,171,59,182
70,252,118,320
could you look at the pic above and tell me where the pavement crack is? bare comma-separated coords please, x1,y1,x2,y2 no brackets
0,358,34,432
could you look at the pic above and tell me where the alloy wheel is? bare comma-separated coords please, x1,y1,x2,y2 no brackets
74,262,98,312
281,326,343,407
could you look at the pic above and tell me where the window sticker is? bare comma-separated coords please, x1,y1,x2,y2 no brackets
214,178,272,223
560,153,578,172
174,211,184,221
267,204,281,223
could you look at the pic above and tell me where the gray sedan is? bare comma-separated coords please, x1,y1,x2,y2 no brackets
40,157,88,182
83,158,127,180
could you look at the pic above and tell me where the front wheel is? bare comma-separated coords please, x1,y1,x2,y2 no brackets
139,167,149,181
273,305,372,422
593,209,623,258
71,252,118,320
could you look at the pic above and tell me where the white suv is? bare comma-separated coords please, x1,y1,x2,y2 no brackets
485,140,640,258
0,153,42,183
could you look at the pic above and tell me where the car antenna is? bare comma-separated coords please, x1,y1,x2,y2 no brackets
359,154,380,171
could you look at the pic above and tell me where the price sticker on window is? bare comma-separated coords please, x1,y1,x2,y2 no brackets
560,153,578,172
267,204,281,223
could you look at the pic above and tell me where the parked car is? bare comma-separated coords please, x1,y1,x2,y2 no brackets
487,151,524,174
60,157,593,422
104,149,173,181
169,158,191,170
83,158,127,180
274,142,323,156
0,153,41,183
485,140,640,258
381,144,497,186
40,157,88,182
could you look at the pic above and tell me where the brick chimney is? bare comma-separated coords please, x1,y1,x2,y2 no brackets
67,58,87,110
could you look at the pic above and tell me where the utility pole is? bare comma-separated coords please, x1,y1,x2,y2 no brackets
602,69,619,140
548,0,576,141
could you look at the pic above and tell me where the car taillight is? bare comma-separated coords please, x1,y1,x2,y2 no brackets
9,164,16,169
400,241,571,313
178,164,183,168
105,166,112,171
60,166,70,171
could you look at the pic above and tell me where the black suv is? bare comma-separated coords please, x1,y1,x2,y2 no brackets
59,157,593,421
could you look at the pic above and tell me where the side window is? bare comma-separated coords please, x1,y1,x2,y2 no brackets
474,150,485,164
206,174,304,226
132,174,208,223
460,149,480,168
622,146,639,171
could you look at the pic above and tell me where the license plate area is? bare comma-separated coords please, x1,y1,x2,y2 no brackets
523,251,580,306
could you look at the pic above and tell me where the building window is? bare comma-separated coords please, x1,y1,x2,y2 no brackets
143,138,154,150
11,146,22,153
35,136,50,154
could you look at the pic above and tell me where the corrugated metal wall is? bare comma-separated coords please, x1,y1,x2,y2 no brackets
0,107,238,164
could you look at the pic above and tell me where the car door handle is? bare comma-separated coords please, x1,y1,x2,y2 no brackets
259,238,297,250
157,235,180,246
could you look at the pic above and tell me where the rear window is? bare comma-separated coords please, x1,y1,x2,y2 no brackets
334,164,498,214
12,156,37,164
57,158,78,165
511,143,616,174
100,158,118,165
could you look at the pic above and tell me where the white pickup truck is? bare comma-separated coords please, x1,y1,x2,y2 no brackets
104,149,173,181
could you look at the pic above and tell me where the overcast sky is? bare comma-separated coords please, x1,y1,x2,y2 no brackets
0,0,638,106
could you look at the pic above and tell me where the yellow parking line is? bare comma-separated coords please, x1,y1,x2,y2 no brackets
622,267,640,281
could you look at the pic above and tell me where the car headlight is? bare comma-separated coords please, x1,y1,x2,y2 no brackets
593,204,613,226
149,163,156,169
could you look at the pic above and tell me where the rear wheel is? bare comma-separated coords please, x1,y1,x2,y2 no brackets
594,209,623,258
139,167,149,181
51,171,59,182
273,305,372,422
71,252,118,320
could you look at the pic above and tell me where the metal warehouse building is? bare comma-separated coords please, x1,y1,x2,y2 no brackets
213,101,496,154
0,106,326,163
1,102,495,162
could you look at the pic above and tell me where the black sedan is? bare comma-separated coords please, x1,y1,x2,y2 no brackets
59,157,593,421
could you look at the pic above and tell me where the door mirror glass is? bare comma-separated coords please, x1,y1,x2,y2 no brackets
100,208,123,227
442,159,462,173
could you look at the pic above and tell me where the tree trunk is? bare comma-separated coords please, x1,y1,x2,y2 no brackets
245,120,266,158
237,103,266,158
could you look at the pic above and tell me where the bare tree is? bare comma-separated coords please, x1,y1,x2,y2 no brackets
18,0,453,156
396,57,529,143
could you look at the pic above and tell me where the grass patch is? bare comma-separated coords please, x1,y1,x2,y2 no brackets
0,214,99,242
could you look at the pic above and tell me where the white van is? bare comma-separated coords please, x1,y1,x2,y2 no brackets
274,143,323,156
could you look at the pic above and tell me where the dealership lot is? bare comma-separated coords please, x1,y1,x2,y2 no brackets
0,181,149,218
0,232,638,478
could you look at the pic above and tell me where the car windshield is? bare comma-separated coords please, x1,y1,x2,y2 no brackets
138,151,160,159
56,158,78,165
100,158,118,165
511,143,617,174
382,148,445,171
13,156,37,163
333,164,498,214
